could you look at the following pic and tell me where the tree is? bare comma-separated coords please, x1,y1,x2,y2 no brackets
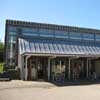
0,42,4,62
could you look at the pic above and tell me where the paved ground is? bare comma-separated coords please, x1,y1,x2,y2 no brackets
0,80,100,100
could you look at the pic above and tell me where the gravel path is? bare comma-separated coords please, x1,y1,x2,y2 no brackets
0,80,100,100
0,80,55,90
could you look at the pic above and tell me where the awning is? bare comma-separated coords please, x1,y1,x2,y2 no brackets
19,38,100,57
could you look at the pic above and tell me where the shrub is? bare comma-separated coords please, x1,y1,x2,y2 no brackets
7,69,20,80
0,63,3,73
0,68,20,80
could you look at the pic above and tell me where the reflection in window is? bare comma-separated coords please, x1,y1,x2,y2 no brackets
22,33,39,36
95,34,100,41
8,26,17,32
9,35,16,43
22,27,38,33
69,32,82,40
8,41,16,60
83,33,94,40
8,34,16,67
55,30,68,39
39,29,54,37
22,28,39,36
9,32,16,35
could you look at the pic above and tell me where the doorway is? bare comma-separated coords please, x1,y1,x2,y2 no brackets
27,56,48,81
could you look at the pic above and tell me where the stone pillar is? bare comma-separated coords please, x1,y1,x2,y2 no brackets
20,55,23,80
25,55,31,81
21,56,24,80
18,54,22,80
48,58,50,81
25,56,28,81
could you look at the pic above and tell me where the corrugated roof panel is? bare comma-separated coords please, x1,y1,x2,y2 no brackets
34,42,41,53
39,43,46,53
19,38,100,57
48,43,56,54
61,44,68,54
65,44,72,54
56,44,64,54
24,40,30,52
43,43,50,53
52,43,60,54
30,42,36,53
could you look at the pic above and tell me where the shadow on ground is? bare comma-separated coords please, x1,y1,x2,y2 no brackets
48,80,100,87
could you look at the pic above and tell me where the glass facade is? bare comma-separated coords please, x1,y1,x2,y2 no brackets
6,26,17,67
5,21,100,81
7,26,100,43
20,27,100,42
95,34,100,41
69,32,82,40
6,25,100,68
83,33,94,41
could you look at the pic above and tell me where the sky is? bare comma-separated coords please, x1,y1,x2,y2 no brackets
0,0,100,42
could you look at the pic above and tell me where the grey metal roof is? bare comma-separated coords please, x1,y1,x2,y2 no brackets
19,38,100,57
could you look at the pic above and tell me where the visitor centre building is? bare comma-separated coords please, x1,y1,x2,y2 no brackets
5,20,100,81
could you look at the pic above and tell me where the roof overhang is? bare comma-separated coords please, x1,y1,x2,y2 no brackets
21,52,100,58
19,38,100,58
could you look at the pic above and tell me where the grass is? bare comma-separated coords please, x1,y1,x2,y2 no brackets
0,63,3,73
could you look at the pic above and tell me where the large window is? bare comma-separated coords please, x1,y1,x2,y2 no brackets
22,27,38,33
9,32,16,35
22,27,39,36
82,33,94,41
8,26,17,32
8,35,16,43
69,32,82,40
7,30,17,66
95,34,100,41
39,29,55,38
8,35,16,57
55,30,68,39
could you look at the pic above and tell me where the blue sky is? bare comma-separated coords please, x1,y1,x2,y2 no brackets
0,0,100,42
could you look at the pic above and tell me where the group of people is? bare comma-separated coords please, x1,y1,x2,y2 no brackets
89,71,97,80
72,63,81,80
72,63,97,80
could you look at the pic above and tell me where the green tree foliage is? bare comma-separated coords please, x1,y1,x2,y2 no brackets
0,42,4,62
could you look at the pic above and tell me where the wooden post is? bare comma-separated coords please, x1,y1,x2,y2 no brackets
87,58,88,78
68,58,71,80
60,60,62,73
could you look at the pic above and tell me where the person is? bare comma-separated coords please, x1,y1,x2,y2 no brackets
31,66,37,80
77,64,81,79
28,65,31,80
93,72,96,80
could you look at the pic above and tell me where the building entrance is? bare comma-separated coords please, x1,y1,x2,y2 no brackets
27,56,48,81
69,58,95,80
37,57,48,80
70,58,85,80
51,57,68,82
25,56,97,81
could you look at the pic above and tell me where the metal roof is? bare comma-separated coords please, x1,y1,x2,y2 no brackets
19,38,100,57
